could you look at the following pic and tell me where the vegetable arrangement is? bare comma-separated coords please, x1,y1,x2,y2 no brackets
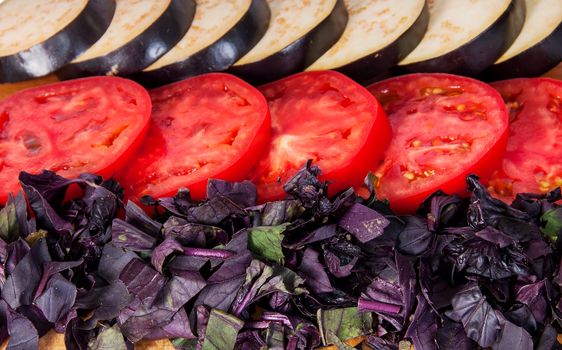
1,162,562,349
1,0,560,85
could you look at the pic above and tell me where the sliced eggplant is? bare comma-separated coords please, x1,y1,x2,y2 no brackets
134,0,270,87
483,0,562,79
0,0,115,83
229,0,348,84
57,0,195,79
397,0,526,76
306,0,428,83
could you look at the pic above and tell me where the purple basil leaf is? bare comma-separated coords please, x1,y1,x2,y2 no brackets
187,197,244,226
504,304,537,334
5,239,29,278
425,193,463,232
230,260,304,316
194,230,252,312
396,216,433,256
75,280,132,329
537,324,558,350
35,259,83,298
19,170,80,206
324,249,357,278
298,248,334,294
124,201,162,237
163,216,227,247
492,319,533,350
151,238,184,274
283,224,337,250
97,244,138,282
515,280,548,323
451,283,502,347
119,259,166,306
359,278,402,315
35,273,77,323
338,203,390,243
19,171,78,235
200,309,244,350
64,318,94,350
248,200,303,227
474,226,516,248
466,175,540,242
0,301,9,345
55,307,78,334
0,193,29,243
0,237,5,288
365,335,398,350
235,330,267,350
207,179,257,208
404,295,438,350
435,319,477,350
2,238,50,308
283,162,328,209
111,218,157,252
168,255,209,277
285,322,320,350
16,304,52,337
4,306,39,350
264,322,284,350
141,308,195,341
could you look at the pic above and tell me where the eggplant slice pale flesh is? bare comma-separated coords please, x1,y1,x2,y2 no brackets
134,0,270,87
0,0,115,83
397,0,526,76
483,0,562,79
307,0,428,83
229,0,348,85
57,0,195,79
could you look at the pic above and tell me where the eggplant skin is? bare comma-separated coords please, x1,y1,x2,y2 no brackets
133,0,270,88
335,0,429,83
229,0,348,85
57,0,195,80
0,0,115,83
398,0,526,77
482,22,562,80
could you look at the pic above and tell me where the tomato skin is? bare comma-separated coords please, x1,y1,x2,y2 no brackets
489,77,562,202
120,73,270,202
252,70,392,203
367,73,510,213
0,77,152,203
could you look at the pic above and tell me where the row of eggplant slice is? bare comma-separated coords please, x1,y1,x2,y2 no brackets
0,0,560,86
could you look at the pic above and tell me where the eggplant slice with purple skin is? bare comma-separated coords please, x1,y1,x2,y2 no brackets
57,0,195,79
397,0,526,76
483,0,562,80
134,0,270,87
306,0,429,83
0,0,115,83
229,0,348,85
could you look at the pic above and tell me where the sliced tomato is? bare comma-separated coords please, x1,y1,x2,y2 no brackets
0,77,151,202
120,73,270,202
488,78,562,201
250,70,391,202
367,73,509,213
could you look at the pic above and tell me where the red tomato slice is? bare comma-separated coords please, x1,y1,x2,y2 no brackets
120,73,270,202
250,71,391,202
488,78,562,201
0,77,151,203
367,73,509,213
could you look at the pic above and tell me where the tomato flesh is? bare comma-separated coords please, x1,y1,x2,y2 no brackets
367,73,509,213
251,71,391,202
0,77,151,203
121,73,270,202
489,78,562,201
